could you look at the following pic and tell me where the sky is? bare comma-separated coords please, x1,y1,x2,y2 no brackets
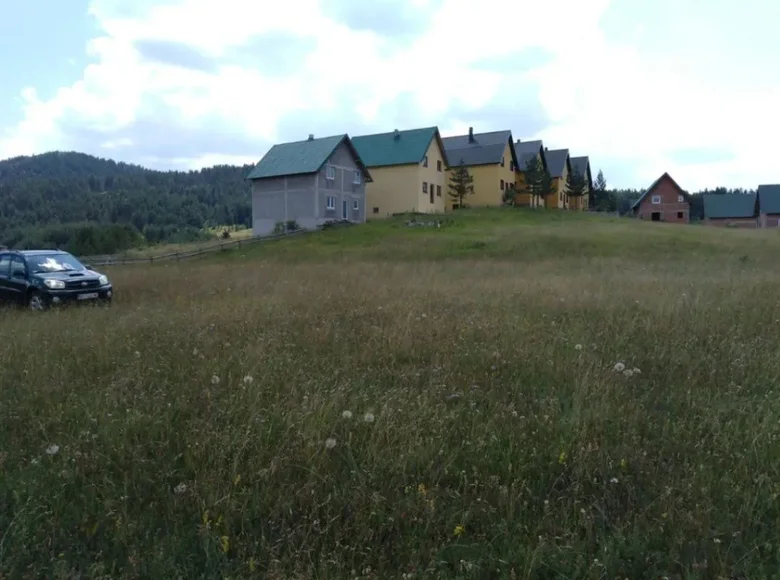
0,0,778,190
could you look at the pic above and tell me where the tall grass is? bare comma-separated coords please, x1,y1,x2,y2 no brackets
2,210,780,578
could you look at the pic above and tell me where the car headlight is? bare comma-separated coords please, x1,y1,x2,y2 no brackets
43,279,65,289
99,275,109,286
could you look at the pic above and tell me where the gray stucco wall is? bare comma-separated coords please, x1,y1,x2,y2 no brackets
251,141,367,236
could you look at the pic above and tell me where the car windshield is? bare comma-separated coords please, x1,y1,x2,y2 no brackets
28,254,86,274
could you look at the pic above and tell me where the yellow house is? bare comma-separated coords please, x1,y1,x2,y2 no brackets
441,128,518,208
545,148,572,209
514,139,548,208
351,127,449,218
570,156,592,211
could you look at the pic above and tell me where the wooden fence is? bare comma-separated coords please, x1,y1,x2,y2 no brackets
79,230,305,267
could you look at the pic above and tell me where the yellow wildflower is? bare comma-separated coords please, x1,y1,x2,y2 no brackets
417,483,427,496
453,524,465,537
558,451,567,465
234,474,242,485
220,535,230,553
620,458,628,470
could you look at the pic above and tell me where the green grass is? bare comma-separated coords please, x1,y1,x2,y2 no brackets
3,208,780,578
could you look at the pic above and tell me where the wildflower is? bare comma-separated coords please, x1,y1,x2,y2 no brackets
174,482,187,494
453,524,465,537
558,450,567,464
620,458,628,470
610,477,619,484
613,362,626,372
574,344,583,351
325,437,337,450
623,369,634,378
220,535,230,553
363,412,375,424
632,367,641,374
192,348,199,356
233,474,241,485
417,483,427,496
342,410,353,419
46,444,60,456
242,375,254,385
211,375,220,386
134,351,141,358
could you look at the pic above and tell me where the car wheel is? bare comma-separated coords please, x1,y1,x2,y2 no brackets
28,291,48,312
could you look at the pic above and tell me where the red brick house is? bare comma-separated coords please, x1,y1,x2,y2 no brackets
631,172,690,223
702,193,758,227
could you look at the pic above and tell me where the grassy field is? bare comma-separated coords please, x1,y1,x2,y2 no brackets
2,209,780,578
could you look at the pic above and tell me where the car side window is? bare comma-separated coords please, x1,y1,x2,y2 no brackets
0,254,10,277
10,256,26,278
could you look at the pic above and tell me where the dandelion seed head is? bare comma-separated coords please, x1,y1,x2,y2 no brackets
613,362,626,372
574,344,583,351
242,375,254,385
623,369,634,378
610,477,619,484
342,410,353,419
46,444,60,456
363,412,375,423
211,375,220,386
174,482,187,494
325,437,337,449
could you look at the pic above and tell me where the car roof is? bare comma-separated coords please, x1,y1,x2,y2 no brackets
17,250,70,256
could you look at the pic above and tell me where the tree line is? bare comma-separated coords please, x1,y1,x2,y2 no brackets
0,151,253,255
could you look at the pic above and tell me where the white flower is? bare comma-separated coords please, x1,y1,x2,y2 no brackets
342,410,353,419
613,362,626,372
242,375,254,385
574,344,583,351
174,482,187,494
610,477,619,484
46,444,60,456
363,412,375,424
211,375,220,385
623,369,634,378
632,367,641,374
325,437,337,449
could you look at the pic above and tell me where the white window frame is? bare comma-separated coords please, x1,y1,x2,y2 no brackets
353,170,361,185
677,194,684,203
353,199,359,211
422,155,428,167
326,195,336,210
422,182,428,193
651,194,661,204
325,165,336,181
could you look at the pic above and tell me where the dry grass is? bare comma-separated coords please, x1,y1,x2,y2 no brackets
2,209,780,578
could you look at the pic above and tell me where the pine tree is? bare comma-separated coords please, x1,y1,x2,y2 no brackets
448,160,475,207
566,167,587,209
523,157,543,207
594,169,607,192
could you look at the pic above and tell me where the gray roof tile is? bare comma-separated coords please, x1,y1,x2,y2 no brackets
515,140,545,170
545,149,570,178
442,130,516,167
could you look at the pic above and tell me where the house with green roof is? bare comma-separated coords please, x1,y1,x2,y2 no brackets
758,184,780,227
702,192,758,228
351,127,449,218
246,134,372,235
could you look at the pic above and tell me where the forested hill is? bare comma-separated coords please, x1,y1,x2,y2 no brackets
0,151,254,254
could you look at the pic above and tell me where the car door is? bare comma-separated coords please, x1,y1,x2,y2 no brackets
0,253,11,302
6,255,29,305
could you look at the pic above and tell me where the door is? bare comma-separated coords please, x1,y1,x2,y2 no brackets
430,189,434,204
342,199,348,220
7,256,29,305
0,253,10,302
651,212,661,222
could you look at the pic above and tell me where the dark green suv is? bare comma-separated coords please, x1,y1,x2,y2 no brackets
0,250,113,310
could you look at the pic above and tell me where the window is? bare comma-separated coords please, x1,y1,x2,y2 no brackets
510,160,514,171
353,170,361,185
422,182,428,193
422,156,428,167
677,194,684,203
436,185,441,197
437,160,442,172
11,256,25,277
501,156,505,167
500,179,505,190
325,165,336,180
353,199,359,211
326,196,336,210
0,254,9,277
677,211,684,219
373,207,379,214
651,194,661,204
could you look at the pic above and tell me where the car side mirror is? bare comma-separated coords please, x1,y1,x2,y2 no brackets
84,264,92,270
12,269,26,278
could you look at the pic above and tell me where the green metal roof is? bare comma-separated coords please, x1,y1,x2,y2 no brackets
351,127,446,168
246,134,371,180
758,184,780,214
702,192,757,219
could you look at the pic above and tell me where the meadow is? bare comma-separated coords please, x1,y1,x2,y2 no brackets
2,209,780,578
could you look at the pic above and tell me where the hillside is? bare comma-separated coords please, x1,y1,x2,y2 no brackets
0,151,254,253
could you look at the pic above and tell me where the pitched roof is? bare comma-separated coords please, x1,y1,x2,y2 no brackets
631,172,690,210
441,129,517,168
703,192,758,219
246,134,372,180
758,184,780,214
351,126,449,169
515,140,547,172
545,149,570,178
570,156,593,190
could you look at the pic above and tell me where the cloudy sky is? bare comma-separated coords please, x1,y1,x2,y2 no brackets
1,0,778,189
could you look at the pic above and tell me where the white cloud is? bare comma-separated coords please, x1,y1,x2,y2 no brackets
1,0,778,189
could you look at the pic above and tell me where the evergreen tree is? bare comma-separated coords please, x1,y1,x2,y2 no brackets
566,167,587,209
538,165,556,208
594,169,607,191
448,160,474,207
523,157,544,207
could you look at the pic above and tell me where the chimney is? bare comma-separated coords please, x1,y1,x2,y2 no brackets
393,129,401,140
468,126,474,143
544,146,548,151
308,134,314,141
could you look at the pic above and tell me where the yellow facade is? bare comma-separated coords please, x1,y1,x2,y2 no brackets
514,152,545,208
550,162,570,209
365,138,448,218
447,143,516,208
